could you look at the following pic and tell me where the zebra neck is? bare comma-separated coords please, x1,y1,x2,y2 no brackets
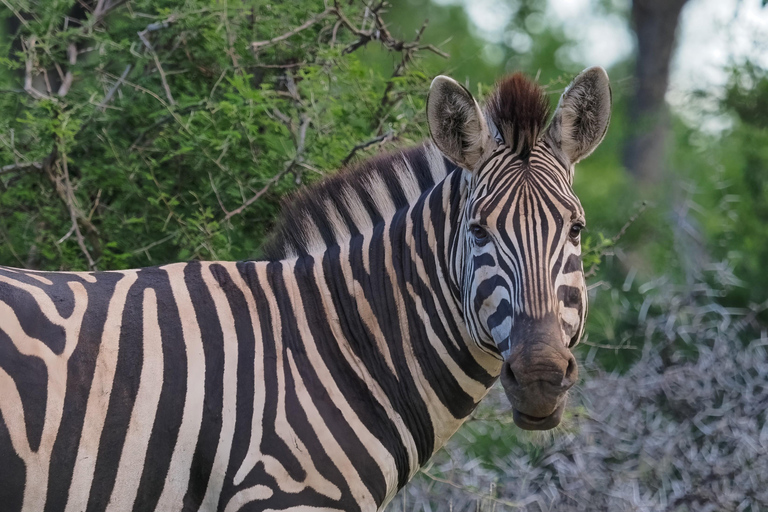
281,170,500,498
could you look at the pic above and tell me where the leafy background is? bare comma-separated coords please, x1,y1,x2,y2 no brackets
1,0,768,510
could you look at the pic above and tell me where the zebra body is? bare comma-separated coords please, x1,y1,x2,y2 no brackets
0,68,611,511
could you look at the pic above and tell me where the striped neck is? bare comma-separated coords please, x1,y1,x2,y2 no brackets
283,167,501,504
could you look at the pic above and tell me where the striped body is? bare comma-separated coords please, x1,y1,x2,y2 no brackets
0,69,612,511
0,161,500,511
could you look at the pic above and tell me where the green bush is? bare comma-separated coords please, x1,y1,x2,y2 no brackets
0,0,436,269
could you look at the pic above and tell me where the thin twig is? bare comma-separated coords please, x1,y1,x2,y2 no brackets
222,165,291,222
223,114,310,221
44,148,98,270
584,201,649,278
249,61,306,69
341,131,394,166
1,0,30,28
138,17,178,105
251,7,334,51
98,64,132,110
1,161,42,175
610,201,649,245
130,231,178,255
580,338,638,350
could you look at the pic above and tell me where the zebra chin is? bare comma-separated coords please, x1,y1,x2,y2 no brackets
499,360,576,431
496,315,579,431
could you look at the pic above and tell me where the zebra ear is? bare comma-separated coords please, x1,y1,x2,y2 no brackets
546,67,612,165
427,75,495,171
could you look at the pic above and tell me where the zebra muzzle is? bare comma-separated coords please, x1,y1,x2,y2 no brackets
498,319,578,430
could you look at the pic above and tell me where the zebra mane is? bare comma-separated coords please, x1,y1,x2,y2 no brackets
262,72,548,260
261,142,456,260
484,73,551,158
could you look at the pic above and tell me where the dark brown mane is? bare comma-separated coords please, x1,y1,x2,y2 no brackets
260,143,455,260
484,73,551,158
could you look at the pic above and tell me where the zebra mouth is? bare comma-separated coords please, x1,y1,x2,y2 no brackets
512,401,565,431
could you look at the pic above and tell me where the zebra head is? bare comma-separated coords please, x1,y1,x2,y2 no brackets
427,68,611,430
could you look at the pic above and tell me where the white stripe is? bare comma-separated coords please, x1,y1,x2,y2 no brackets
199,263,240,510
106,287,165,512
155,263,207,511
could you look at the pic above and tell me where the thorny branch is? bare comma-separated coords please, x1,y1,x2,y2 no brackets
138,15,179,106
251,2,448,154
251,7,335,51
42,148,100,270
341,131,395,166
584,201,648,278
223,114,310,222
250,2,448,58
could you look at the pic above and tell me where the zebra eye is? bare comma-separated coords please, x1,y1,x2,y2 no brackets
569,223,584,241
470,224,490,245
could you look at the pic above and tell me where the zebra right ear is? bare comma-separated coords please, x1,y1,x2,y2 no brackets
546,67,612,166
427,76,495,171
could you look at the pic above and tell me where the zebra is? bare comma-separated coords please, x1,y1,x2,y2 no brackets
0,67,611,512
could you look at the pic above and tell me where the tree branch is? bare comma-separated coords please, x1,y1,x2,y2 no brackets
341,131,394,166
584,201,649,278
138,26,176,106
22,36,50,100
98,64,132,110
42,148,100,270
57,43,77,97
251,7,334,51
1,161,42,176
223,114,310,221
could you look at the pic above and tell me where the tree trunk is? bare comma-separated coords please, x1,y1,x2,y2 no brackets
624,0,690,183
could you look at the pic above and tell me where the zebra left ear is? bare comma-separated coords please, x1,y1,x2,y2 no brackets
546,67,612,166
427,75,495,171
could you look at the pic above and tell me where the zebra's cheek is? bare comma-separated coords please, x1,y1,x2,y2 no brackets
487,300,513,357
560,306,580,340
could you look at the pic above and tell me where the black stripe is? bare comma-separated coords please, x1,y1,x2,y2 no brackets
0,409,25,512
294,255,387,507
132,268,188,512
391,208,477,419
182,262,224,508
0,319,48,454
422,184,496,385
0,280,66,355
563,253,582,274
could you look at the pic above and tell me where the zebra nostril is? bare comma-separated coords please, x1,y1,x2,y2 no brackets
502,361,518,387
563,354,578,387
